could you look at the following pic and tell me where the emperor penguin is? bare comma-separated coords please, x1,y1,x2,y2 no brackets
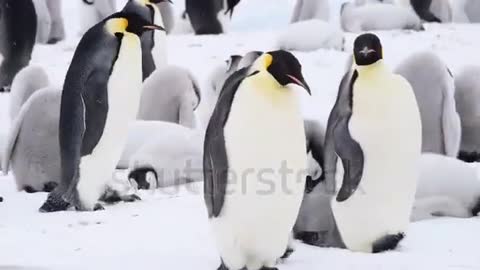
455,66,480,162
9,65,50,122
3,87,62,193
39,12,165,212
127,121,204,189
78,0,117,36
290,0,330,23
122,0,171,80
204,50,311,270
186,0,241,35
340,2,423,33
0,0,37,92
395,52,461,157
137,66,201,128
323,33,422,253
156,1,175,33
403,0,452,23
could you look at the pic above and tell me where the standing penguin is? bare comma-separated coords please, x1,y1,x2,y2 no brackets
324,33,421,253
39,12,165,212
395,52,461,157
204,51,311,270
0,0,37,92
122,0,171,80
455,66,480,162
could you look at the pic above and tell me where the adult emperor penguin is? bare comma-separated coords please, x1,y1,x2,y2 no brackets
455,66,480,162
137,65,201,128
122,0,171,80
0,0,37,92
324,34,422,253
395,52,461,157
186,0,241,35
204,50,311,270
39,12,165,212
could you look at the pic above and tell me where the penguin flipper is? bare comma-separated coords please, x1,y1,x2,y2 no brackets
142,51,155,81
204,67,249,218
304,119,325,193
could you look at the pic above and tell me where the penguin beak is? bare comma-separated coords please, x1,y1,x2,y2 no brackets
143,24,166,31
359,46,375,57
287,74,311,95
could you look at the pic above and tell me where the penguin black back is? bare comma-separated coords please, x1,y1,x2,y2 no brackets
186,0,224,34
0,0,37,91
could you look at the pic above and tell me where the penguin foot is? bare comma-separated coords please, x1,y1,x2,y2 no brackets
472,196,480,216
0,86,10,93
94,203,105,211
294,231,320,246
372,233,405,253
280,247,294,260
458,151,480,163
24,186,38,193
217,262,229,270
39,193,70,213
100,190,141,204
47,38,61,45
0,196,3,202
43,182,58,192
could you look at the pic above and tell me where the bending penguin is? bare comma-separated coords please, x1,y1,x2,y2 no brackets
395,52,461,157
78,0,117,36
137,66,201,128
39,12,165,212
0,0,37,92
290,0,330,23
340,2,423,33
3,86,62,193
455,66,480,162
186,0,241,35
323,33,421,253
204,50,311,270
122,0,171,80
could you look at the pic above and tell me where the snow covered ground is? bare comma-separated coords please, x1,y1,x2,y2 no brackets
1,0,480,269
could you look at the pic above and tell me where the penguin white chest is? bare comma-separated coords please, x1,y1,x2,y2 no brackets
151,5,167,68
211,78,307,268
332,67,422,252
76,33,143,209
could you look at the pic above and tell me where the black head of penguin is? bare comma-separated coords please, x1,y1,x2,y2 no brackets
263,50,311,95
108,12,165,37
353,33,383,66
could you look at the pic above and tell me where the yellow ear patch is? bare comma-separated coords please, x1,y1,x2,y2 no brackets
106,18,128,35
264,54,273,69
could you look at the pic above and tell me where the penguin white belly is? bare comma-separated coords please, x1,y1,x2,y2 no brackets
151,5,167,68
332,73,421,252
211,80,307,269
76,33,142,209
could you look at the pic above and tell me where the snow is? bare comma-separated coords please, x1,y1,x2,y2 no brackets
1,0,480,269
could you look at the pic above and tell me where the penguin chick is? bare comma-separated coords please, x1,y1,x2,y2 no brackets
137,65,201,129
9,65,50,122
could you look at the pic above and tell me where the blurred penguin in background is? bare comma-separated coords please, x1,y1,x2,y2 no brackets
185,0,242,34
291,0,330,23
78,0,117,36
33,0,65,44
0,0,37,92
397,0,452,23
455,66,480,162
395,52,461,157
157,1,175,33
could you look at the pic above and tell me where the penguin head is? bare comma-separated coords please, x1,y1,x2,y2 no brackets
353,33,383,66
106,12,165,37
250,50,311,95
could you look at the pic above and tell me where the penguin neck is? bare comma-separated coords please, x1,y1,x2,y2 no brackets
356,60,388,77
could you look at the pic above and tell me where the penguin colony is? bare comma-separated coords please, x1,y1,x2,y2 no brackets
0,0,480,269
